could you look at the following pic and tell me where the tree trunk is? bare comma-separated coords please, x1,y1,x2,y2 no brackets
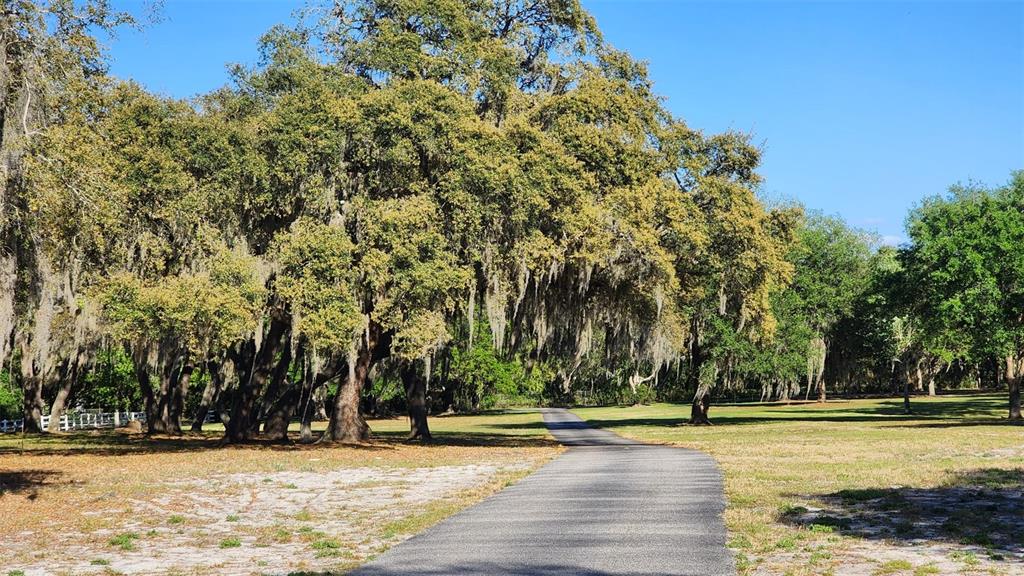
260,339,298,441
22,379,43,432
298,362,317,444
191,361,224,432
322,325,380,444
19,344,44,433
136,362,167,435
226,304,290,443
690,381,712,425
313,385,328,421
902,366,912,415
1007,354,1022,421
47,357,82,433
927,359,937,396
815,337,827,402
169,363,193,434
134,345,187,435
687,320,714,425
263,379,300,443
403,362,431,441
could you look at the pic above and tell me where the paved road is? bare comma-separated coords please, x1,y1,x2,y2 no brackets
351,408,733,576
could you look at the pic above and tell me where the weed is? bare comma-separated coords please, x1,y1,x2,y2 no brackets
108,532,139,551
310,537,342,558
949,550,980,566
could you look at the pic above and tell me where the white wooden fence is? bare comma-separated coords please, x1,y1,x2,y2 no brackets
0,411,147,433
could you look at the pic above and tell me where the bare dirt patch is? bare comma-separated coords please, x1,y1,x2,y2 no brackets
1,459,550,575
760,470,1024,575
0,412,560,575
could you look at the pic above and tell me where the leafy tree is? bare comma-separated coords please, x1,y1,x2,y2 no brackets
788,213,873,402
903,173,1024,419
1,0,139,431
10,0,1007,443
682,179,800,423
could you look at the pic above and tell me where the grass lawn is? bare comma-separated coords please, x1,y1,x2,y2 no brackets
0,410,560,576
573,394,1024,576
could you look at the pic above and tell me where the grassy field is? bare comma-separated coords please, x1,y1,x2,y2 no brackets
0,410,560,576
3,397,1021,575
573,394,1024,576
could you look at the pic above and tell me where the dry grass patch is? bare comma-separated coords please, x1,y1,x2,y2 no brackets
0,409,560,575
573,394,1024,576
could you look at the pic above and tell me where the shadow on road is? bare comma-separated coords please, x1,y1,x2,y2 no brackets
350,564,676,576
293,565,658,576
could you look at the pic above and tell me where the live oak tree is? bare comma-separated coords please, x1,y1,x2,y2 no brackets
98,253,264,434
2,1,146,431
682,183,798,424
8,0,1012,441
9,0,800,435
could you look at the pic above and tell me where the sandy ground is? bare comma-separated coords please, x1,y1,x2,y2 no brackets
754,483,1024,576
1,460,541,576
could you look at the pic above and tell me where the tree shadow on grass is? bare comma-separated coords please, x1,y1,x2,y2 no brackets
558,395,1015,430
369,430,561,448
0,469,72,498
0,426,560,457
0,431,227,456
781,468,1024,560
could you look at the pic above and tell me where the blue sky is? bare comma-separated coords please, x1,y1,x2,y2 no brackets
105,1,1023,245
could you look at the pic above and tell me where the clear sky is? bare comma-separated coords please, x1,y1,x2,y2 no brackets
105,0,1023,245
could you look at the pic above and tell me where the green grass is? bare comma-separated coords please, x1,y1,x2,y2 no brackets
218,536,242,549
310,537,344,558
572,393,1023,575
108,532,139,551
380,500,464,539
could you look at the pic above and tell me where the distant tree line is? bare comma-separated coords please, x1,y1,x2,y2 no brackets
1,0,1020,440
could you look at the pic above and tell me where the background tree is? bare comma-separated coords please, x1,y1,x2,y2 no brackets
902,173,1024,419
787,213,873,402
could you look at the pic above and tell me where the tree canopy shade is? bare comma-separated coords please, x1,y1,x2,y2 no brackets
1,0,1021,441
